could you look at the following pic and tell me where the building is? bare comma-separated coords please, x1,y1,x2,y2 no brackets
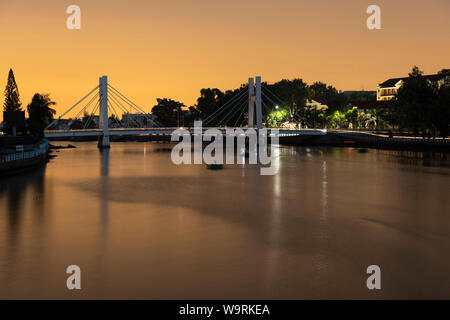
121,113,156,128
342,90,376,98
306,97,328,111
348,100,390,110
377,72,449,101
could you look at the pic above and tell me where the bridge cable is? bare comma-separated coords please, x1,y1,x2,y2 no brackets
202,88,248,126
226,97,248,128
218,95,248,127
261,92,278,113
109,98,145,128
107,85,160,127
214,93,247,127
108,89,157,127
72,92,99,123
234,98,249,127
107,84,157,126
108,90,131,114
261,85,288,108
46,85,99,129
108,92,146,128
262,86,309,126
83,100,100,129
201,88,248,124
108,102,124,128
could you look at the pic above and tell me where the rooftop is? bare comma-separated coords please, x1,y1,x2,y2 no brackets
378,74,447,88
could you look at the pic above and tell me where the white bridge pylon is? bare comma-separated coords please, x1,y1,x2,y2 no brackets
248,76,263,130
98,76,110,148
45,75,159,148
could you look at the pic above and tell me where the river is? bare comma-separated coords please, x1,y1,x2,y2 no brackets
0,142,449,299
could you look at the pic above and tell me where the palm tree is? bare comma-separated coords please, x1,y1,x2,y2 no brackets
27,93,56,139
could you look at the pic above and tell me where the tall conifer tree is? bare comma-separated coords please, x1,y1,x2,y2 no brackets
3,69,22,112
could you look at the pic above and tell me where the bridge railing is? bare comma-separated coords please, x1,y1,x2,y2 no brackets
44,127,326,133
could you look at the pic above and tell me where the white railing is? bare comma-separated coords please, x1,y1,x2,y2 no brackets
0,140,49,164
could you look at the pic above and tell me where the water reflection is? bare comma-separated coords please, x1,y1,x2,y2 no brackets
0,166,47,292
1,143,450,299
97,149,110,271
314,158,329,297
265,146,281,294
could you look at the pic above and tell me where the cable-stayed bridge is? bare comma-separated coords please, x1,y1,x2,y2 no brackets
44,76,326,148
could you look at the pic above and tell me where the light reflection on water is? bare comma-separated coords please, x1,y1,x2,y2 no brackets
0,142,450,299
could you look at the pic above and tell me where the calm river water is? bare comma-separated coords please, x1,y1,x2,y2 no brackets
0,142,449,299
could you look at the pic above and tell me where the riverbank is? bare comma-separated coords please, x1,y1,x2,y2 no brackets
279,130,450,152
48,131,450,152
0,139,50,176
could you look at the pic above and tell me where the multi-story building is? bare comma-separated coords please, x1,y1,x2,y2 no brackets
377,72,449,101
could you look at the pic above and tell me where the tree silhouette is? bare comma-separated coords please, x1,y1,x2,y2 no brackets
389,65,450,137
3,69,22,112
27,93,56,138
151,98,184,127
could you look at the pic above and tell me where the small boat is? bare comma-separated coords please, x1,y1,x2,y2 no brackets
207,163,224,170
358,148,369,154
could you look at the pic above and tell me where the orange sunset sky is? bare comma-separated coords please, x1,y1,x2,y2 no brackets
0,0,449,120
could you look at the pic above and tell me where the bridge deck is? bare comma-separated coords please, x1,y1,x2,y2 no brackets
44,128,327,138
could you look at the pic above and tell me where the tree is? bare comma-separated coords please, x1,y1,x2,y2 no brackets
326,111,347,128
389,66,436,135
265,108,289,127
193,86,247,127
3,69,22,112
151,98,184,127
266,79,311,122
195,88,225,121
27,93,56,138
309,81,348,113
432,83,450,137
438,69,450,86
345,107,359,128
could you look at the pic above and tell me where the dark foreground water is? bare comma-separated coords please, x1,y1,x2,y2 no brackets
0,142,449,299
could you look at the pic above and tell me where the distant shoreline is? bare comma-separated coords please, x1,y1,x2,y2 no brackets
47,130,450,153
277,130,450,153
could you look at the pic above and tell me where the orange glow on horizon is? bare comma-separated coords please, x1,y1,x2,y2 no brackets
0,0,449,121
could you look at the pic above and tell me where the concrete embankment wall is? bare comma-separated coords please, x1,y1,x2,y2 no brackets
279,131,450,152
0,140,50,176
0,153,48,175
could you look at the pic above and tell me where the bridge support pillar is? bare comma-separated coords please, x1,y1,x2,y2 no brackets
248,78,255,128
255,76,262,131
248,76,262,131
98,75,110,148
98,135,110,149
